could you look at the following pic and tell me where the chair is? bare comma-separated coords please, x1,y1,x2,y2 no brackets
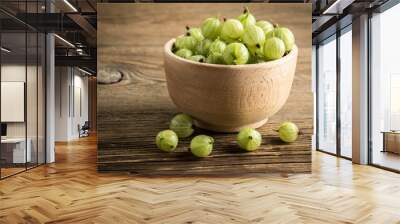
79,121,90,138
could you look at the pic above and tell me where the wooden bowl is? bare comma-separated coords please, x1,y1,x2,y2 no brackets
163,39,298,132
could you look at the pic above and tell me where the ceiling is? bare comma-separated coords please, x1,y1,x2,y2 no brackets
0,0,96,14
312,0,392,43
0,0,97,73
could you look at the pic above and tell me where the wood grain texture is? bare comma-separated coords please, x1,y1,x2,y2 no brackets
1,136,400,223
97,3,312,174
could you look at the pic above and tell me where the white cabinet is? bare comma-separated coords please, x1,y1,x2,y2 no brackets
1,138,32,163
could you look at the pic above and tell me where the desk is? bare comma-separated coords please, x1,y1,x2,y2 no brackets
382,131,400,154
1,138,31,163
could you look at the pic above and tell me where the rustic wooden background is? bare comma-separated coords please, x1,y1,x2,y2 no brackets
97,3,313,175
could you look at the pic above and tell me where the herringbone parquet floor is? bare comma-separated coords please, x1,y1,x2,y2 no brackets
1,135,400,224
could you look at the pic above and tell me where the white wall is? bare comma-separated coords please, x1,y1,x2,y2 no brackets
1,65,34,138
55,67,89,141
1,65,26,140
72,70,89,137
1,63,46,164
55,66,70,141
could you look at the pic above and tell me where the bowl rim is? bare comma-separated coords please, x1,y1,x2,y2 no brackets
164,38,298,69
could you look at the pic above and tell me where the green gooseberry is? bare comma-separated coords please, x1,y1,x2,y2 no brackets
209,38,226,55
256,20,274,35
237,7,256,28
190,135,214,157
195,39,213,56
221,19,244,40
156,130,179,152
223,42,249,65
187,27,204,42
175,48,192,59
247,44,264,58
175,35,197,51
201,17,221,40
237,127,262,151
278,122,299,143
266,27,295,52
243,24,265,47
206,52,225,64
263,37,285,60
189,55,206,63
169,113,194,138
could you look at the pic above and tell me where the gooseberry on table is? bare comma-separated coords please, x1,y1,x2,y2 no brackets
278,122,299,143
237,127,262,151
169,113,194,138
156,130,179,152
190,135,214,157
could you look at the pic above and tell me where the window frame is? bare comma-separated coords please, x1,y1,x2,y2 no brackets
315,23,353,161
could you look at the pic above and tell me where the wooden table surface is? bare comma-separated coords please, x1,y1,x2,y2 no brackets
97,3,313,174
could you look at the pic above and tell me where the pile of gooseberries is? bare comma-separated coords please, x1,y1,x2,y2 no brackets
171,7,295,65
155,113,300,157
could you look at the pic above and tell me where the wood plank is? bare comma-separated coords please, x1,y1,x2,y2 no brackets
97,3,313,174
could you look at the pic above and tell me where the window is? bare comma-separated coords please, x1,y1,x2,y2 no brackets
339,27,352,158
316,25,352,159
0,2,47,179
317,35,337,154
370,3,400,171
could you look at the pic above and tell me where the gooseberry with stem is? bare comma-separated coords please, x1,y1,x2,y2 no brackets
221,19,244,40
237,7,256,28
237,127,262,151
278,122,299,143
242,24,265,47
201,17,221,40
186,26,204,42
